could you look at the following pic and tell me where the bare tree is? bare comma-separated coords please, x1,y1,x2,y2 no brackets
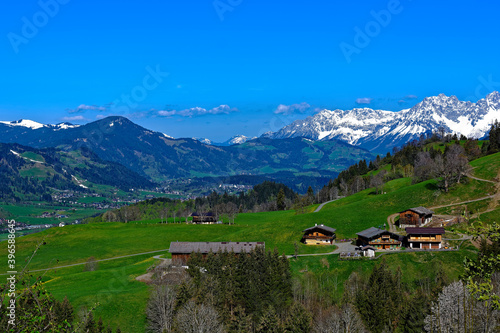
226,202,238,224
313,304,366,333
84,256,98,272
175,301,225,333
414,151,436,182
370,174,384,195
339,178,349,196
146,285,177,333
330,187,339,201
424,280,499,332
445,144,471,184
351,176,365,194
434,145,471,192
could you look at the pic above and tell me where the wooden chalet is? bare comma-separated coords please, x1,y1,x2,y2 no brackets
191,212,218,224
169,241,265,263
398,207,434,228
405,227,445,249
302,224,336,245
356,227,402,250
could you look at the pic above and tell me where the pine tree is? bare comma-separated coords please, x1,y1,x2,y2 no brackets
96,317,105,332
276,188,286,211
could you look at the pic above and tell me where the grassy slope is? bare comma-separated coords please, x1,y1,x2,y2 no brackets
290,244,477,302
0,153,497,332
470,151,500,181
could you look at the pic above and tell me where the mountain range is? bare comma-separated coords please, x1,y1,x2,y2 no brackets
0,117,372,185
264,91,500,152
0,91,498,190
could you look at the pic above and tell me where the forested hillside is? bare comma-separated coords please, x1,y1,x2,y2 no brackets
0,143,154,202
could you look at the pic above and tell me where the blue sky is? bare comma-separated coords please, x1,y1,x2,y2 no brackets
1,0,499,141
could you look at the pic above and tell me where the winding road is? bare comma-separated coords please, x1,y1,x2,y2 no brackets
387,173,499,233
0,249,170,275
314,197,344,213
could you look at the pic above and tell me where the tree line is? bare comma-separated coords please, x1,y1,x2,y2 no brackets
316,125,498,202
88,181,307,223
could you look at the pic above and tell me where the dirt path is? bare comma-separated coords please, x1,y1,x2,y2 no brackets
287,242,356,258
0,249,170,275
387,173,499,233
314,197,344,213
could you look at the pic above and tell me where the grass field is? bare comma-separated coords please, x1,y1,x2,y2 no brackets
0,204,104,225
290,243,477,302
471,151,500,181
0,152,497,332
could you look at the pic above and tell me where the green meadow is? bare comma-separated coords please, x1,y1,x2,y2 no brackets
0,152,497,332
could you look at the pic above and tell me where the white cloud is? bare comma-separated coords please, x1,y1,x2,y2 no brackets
158,105,238,117
68,104,107,114
273,102,311,115
398,94,419,104
355,98,372,105
62,115,87,122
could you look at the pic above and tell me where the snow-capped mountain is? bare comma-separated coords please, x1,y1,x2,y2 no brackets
0,119,80,130
0,119,46,130
265,91,500,152
216,135,256,146
51,122,80,130
193,137,212,145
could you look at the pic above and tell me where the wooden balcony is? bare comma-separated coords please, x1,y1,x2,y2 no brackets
303,235,334,240
408,237,441,242
369,240,401,245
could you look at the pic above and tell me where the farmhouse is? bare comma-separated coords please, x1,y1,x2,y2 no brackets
398,207,434,228
405,227,445,249
301,224,336,245
191,212,218,224
169,241,265,263
356,227,402,250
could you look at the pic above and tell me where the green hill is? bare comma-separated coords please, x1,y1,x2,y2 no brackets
0,142,154,202
1,152,498,332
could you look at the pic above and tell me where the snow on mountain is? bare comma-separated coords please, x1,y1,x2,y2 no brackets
0,119,46,130
225,135,256,145
193,137,212,145
162,133,174,139
0,119,81,131
52,122,80,130
265,91,500,152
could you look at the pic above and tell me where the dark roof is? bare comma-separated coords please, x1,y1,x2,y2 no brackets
361,245,376,251
303,224,336,234
405,227,445,235
169,242,265,254
400,207,434,215
191,212,216,217
356,227,386,239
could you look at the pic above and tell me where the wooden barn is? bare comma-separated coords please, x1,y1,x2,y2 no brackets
356,227,402,250
169,241,265,263
405,227,445,249
398,207,434,228
301,224,336,245
191,212,218,224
